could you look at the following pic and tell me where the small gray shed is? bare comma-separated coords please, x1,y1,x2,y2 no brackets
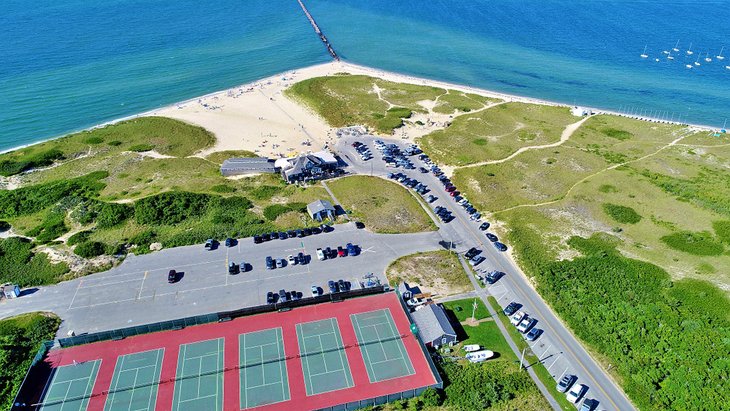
307,199,335,222
411,304,457,348
220,157,276,176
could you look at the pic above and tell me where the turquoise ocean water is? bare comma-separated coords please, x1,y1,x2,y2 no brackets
1,0,728,152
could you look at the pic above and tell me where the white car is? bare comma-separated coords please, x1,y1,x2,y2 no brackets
510,311,527,326
311,285,320,296
316,248,325,261
287,255,296,265
566,383,588,404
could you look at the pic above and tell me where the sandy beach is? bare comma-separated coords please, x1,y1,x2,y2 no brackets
146,60,714,159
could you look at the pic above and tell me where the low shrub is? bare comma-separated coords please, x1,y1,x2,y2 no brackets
95,202,133,228
660,231,725,256
84,136,104,144
211,184,235,193
128,144,154,152
134,192,211,225
263,203,306,221
107,140,122,146
0,221,10,232
602,203,642,224
73,241,107,258
712,220,730,244
67,230,92,246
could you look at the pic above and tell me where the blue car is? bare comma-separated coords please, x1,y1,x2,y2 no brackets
486,233,499,242
494,242,508,252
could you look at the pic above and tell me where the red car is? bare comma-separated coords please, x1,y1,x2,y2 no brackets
445,186,456,193
450,191,460,197
337,246,346,257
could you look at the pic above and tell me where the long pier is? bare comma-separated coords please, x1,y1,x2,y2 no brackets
297,0,339,61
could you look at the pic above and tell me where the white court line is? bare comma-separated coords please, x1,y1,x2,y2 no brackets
383,308,413,375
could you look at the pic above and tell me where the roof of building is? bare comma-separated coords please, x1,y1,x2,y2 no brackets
221,157,275,172
307,199,335,216
411,304,456,343
312,150,338,164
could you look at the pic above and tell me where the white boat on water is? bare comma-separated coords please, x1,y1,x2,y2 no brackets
704,52,712,63
640,45,648,58
726,65,730,70
686,64,693,69
465,350,495,363
687,42,694,55
667,51,675,60
463,344,481,352
694,54,701,66
717,46,725,60
673,40,680,52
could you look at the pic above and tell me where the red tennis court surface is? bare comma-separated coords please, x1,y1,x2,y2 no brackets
39,292,438,410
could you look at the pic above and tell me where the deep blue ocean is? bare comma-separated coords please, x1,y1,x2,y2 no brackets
2,0,728,152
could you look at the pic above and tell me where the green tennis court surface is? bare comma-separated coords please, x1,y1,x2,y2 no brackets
239,328,290,408
104,349,164,411
351,309,415,382
172,338,224,411
296,318,354,395
40,360,101,411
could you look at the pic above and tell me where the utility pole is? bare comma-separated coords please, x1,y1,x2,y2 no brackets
520,347,526,371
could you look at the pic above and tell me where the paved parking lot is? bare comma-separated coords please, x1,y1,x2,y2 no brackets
334,134,633,411
1,223,440,336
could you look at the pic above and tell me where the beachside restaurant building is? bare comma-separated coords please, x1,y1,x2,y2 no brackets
278,151,341,184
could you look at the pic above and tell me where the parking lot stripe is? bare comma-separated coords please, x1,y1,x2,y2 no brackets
68,280,82,309
137,271,148,300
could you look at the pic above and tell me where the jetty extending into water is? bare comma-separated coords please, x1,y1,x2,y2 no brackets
297,0,339,61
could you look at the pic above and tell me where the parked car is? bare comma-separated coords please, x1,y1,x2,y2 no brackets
328,280,338,293
266,291,275,304
566,384,588,404
266,256,275,270
239,261,248,272
338,279,349,291
276,259,285,268
253,235,262,244
167,270,178,283
346,243,358,256
322,224,334,232
205,239,216,250
557,374,577,393
504,301,521,316
228,262,238,275
494,242,508,252
311,226,322,235
465,247,481,259
270,231,279,240
469,256,486,266
484,271,504,284
510,311,527,326
261,233,271,242
287,229,297,238
427,195,437,203
288,255,297,265
580,398,599,411
311,285,320,296
486,233,499,242
279,232,288,240
525,327,542,342
297,252,307,264
517,317,537,333
317,248,325,261
355,221,365,229
337,246,347,257
278,289,287,302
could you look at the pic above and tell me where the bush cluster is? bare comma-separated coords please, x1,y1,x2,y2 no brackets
0,237,69,286
0,313,60,410
0,149,64,177
509,228,730,410
263,202,306,221
134,192,211,225
660,231,725,256
602,203,642,224
73,241,107,258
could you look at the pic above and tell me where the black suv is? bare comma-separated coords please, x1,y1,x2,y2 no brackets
485,271,505,284
266,291,275,304
464,247,481,260
167,270,177,283
266,256,275,270
503,301,521,316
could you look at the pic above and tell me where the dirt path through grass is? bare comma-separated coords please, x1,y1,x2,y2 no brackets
493,128,695,214
456,115,593,171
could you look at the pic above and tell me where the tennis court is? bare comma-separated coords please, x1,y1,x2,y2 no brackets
351,309,415,383
103,349,164,411
296,318,354,396
171,338,224,411
40,360,101,411
239,328,290,409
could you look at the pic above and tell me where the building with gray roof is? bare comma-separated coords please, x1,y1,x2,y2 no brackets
220,157,276,176
307,199,335,222
411,303,458,348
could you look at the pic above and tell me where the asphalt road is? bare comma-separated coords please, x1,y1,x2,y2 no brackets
0,223,440,336
335,135,635,411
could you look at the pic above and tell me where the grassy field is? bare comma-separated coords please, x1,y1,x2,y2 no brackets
285,74,498,134
327,175,436,233
386,251,471,296
0,312,60,410
418,103,576,166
